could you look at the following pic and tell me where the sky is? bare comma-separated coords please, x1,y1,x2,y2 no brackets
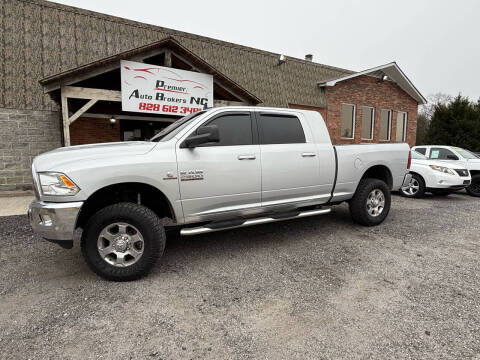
53,0,480,102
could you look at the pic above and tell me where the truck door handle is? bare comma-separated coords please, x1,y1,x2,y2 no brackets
238,155,256,160
301,152,316,157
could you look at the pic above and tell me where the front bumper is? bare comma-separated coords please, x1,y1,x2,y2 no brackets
28,201,83,241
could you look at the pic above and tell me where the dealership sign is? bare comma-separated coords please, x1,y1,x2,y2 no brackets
120,60,213,115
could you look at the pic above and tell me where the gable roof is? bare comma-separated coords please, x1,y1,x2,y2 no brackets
317,62,427,104
39,37,262,105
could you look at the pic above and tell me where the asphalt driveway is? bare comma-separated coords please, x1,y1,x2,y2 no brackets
0,193,479,359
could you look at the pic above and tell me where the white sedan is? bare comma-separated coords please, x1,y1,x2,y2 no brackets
400,150,471,198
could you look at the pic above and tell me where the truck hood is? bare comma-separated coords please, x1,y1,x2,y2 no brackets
33,141,157,172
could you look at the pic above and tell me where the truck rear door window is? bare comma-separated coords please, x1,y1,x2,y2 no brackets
258,114,306,144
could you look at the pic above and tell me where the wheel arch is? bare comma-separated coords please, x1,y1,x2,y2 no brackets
76,182,176,230
359,165,393,189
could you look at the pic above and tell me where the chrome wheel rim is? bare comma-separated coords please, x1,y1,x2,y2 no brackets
366,189,385,217
97,222,144,267
401,178,420,196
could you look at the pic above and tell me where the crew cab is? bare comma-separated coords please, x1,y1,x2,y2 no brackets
400,150,471,197
412,145,480,197
28,107,411,281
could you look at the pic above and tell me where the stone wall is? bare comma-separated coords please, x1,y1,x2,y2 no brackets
0,108,62,191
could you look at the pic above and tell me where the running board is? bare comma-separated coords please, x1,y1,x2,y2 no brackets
180,208,331,236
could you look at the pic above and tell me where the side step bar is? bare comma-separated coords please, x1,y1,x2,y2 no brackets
180,207,331,236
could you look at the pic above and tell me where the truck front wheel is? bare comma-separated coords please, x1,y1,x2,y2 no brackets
81,202,166,281
349,178,391,226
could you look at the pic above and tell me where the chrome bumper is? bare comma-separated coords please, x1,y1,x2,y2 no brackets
402,173,413,187
28,201,83,241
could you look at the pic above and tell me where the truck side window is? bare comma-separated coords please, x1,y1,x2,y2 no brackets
201,113,253,146
415,147,426,155
430,147,457,160
258,114,306,144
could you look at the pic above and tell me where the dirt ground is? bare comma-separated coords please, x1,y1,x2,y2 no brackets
0,193,479,359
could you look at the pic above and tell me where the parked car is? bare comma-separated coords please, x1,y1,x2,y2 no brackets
412,145,480,197
400,150,471,198
28,107,412,281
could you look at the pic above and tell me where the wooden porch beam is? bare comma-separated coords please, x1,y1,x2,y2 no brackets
68,99,98,124
63,86,122,102
60,86,71,147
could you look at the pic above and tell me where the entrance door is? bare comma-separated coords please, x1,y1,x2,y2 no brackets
176,111,261,222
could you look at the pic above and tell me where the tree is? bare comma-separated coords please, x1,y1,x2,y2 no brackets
424,95,480,151
415,113,429,145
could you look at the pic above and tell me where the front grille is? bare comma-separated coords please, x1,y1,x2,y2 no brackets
455,169,470,177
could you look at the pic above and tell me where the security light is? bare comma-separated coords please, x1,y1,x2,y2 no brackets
382,74,388,81
109,117,116,127
278,54,286,65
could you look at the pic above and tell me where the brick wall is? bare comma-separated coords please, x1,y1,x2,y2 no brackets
70,117,121,145
324,75,418,146
0,108,62,191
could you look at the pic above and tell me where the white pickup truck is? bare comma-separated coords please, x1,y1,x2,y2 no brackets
28,107,411,281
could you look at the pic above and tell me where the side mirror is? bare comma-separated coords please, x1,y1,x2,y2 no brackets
182,125,220,148
447,154,459,160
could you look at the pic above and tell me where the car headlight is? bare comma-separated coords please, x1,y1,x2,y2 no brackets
38,172,80,196
429,165,455,175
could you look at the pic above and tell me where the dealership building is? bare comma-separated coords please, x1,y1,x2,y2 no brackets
0,0,426,191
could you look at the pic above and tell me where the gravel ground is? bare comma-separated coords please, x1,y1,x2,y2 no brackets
0,193,479,359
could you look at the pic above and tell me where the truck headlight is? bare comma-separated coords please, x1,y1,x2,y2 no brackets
429,165,455,175
38,172,80,196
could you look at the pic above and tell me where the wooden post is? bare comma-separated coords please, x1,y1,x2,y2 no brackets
164,50,172,67
60,86,71,147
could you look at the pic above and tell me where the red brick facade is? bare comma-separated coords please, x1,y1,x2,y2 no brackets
71,77,418,147
291,75,418,147
324,75,418,146
70,117,121,145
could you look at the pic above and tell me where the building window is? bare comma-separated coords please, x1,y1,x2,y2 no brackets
340,104,355,139
361,106,374,140
379,109,392,141
396,111,407,142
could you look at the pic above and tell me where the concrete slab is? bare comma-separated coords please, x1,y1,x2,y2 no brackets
0,196,34,216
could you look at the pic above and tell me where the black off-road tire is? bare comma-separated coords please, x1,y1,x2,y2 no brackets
466,174,480,197
400,173,426,198
349,178,391,226
81,202,166,281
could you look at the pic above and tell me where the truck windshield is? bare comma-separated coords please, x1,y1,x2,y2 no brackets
453,147,478,159
150,111,206,142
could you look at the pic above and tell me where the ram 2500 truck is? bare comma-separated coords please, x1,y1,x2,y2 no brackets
28,107,412,281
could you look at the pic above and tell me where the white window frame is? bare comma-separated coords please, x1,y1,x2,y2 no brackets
379,109,392,141
361,106,375,140
396,111,407,142
340,103,356,140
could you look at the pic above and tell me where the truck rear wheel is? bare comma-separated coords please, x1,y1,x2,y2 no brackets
81,202,166,281
349,178,391,226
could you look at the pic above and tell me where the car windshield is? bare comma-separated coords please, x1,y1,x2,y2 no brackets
150,111,206,142
411,150,427,160
453,147,478,159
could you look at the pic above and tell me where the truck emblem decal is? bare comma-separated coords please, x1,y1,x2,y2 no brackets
180,170,204,181
163,172,178,180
